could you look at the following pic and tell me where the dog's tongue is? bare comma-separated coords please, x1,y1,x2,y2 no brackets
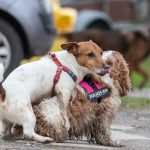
98,68,109,76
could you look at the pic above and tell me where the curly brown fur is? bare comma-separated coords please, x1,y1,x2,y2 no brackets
33,105,68,143
68,89,96,139
68,51,131,146
108,51,131,96
68,88,121,146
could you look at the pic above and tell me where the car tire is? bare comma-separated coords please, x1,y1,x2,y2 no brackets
0,18,24,77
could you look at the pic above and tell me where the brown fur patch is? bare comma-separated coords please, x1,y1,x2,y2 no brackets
68,89,118,142
61,41,105,72
0,85,5,101
33,105,68,143
77,41,104,70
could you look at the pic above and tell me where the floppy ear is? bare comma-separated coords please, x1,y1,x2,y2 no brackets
110,52,132,97
61,42,79,56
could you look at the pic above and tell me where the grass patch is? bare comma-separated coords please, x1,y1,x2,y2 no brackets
131,56,150,88
121,96,150,108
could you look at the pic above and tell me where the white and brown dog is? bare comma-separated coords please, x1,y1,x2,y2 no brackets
13,50,131,146
0,41,108,142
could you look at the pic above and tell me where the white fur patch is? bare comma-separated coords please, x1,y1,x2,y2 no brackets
0,63,4,82
39,97,65,128
102,51,115,63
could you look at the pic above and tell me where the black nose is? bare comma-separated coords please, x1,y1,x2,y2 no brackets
103,64,110,69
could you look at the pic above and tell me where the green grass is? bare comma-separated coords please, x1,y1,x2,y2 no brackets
122,57,150,108
131,56,150,88
121,97,150,108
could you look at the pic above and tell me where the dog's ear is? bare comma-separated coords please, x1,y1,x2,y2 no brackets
110,52,132,97
61,42,79,56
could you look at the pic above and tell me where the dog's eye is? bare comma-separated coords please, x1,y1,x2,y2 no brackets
87,52,95,57
106,60,113,66
100,51,103,55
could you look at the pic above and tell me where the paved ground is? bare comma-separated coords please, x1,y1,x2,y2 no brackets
0,108,150,150
128,89,150,98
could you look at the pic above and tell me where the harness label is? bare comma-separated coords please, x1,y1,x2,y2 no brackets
88,87,109,100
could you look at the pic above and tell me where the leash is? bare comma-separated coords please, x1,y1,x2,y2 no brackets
50,53,77,87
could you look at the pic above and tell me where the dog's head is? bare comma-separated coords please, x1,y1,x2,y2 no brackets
102,51,131,96
61,40,108,76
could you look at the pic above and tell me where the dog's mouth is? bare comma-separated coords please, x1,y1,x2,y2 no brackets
97,64,110,76
88,64,110,76
98,68,109,76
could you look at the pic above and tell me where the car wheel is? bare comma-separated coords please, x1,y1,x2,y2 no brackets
0,18,24,77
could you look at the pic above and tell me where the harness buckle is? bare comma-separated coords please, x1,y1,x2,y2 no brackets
50,53,56,59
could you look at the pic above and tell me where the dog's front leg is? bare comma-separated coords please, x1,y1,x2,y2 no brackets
93,118,123,147
56,89,71,131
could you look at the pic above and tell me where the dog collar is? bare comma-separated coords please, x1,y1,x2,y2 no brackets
79,75,111,103
50,53,77,86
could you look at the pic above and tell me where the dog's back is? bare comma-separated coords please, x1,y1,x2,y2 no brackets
62,29,129,54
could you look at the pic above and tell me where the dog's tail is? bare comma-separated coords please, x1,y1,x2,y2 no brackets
0,64,5,101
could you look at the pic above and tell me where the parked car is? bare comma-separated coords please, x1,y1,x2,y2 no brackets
51,0,112,33
0,0,56,76
60,0,113,31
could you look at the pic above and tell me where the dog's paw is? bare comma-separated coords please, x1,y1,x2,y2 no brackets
89,137,96,144
109,140,125,147
39,137,53,143
96,138,124,147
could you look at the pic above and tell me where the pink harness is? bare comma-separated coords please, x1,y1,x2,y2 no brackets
79,76,111,103
79,80,103,93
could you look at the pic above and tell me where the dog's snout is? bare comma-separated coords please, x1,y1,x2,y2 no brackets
103,64,110,70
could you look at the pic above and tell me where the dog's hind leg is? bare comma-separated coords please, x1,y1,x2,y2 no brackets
20,104,53,143
0,120,12,138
